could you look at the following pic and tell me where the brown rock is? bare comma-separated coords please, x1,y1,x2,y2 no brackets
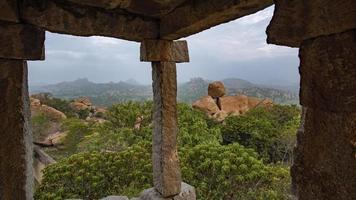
192,96,220,116
208,81,225,97
20,0,158,42
0,23,45,60
42,131,68,146
70,102,91,111
75,97,92,106
248,97,273,109
292,108,356,200
67,0,130,9
300,29,356,112
0,59,33,199
40,105,67,121
30,97,41,107
267,0,356,47
220,95,249,115
141,40,189,63
160,0,273,40
0,0,19,22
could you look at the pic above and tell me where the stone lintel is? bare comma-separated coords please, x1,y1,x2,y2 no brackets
267,0,356,47
0,23,45,60
300,29,356,112
0,59,33,200
292,107,356,200
152,61,182,197
140,40,189,63
160,0,273,40
0,0,20,22
20,0,158,42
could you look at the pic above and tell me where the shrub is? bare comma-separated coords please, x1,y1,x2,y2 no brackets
180,143,291,200
36,143,291,200
35,143,152,200
221,105,300,163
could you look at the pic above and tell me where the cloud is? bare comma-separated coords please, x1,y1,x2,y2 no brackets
29,6,299,86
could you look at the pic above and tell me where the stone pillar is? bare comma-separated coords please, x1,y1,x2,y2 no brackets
140,40,189,197
293,29,356,200
0,60,33,200
0,7,45,199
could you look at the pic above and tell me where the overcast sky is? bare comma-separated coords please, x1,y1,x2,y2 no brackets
28,6,299,86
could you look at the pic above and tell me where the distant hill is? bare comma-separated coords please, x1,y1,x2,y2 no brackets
30,78,299,106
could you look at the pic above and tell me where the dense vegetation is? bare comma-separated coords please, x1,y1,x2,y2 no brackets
34,101,300,200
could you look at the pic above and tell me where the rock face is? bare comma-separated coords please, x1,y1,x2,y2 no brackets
30,97,67,121
267,0,356,47
70,97,93,111
292,29,356,200
208,81,225,97
0,59,33,200
193,82,272,121
192,96,220,116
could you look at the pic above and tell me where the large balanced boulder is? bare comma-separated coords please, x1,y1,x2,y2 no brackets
220,95,250,115
192,96,220,115
192,81,273,121
208,81,225,97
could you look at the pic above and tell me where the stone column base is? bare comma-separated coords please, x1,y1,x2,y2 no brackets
138,183,196,200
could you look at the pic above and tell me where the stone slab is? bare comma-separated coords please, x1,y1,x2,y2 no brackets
20,0,158,42
160,0,273,40
0,0,19,22
0,59,33,200
267,0,356,47
291,108,356,200
101,196,129,200
152,61,181,197
300,29,356,112
139,182,196,200
0,23,45,60
141,40,189,63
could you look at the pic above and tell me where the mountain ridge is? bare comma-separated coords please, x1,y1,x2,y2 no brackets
30,77,299,106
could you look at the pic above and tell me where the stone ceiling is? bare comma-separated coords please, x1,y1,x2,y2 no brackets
3,0,273,42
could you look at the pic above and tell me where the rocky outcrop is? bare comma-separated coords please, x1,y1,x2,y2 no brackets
30,97,67,121
208,81,225,97
70,97,93,111
193,82,272,121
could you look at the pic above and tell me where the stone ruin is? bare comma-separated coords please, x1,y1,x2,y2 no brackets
0,0,355,200
193,81,273,121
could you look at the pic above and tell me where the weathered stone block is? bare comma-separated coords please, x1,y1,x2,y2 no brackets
0,23,45,60
101,196,129,200
0,59,33,200
267,0,356,47
20,0,158,42
67,0,130,9
300,29,356,112
141,40,189,63
152,61,181,197
0,0,19,22
139,183,196,200
292,108,356,200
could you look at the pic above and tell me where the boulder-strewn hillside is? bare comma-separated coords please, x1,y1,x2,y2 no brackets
31,77,299,106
